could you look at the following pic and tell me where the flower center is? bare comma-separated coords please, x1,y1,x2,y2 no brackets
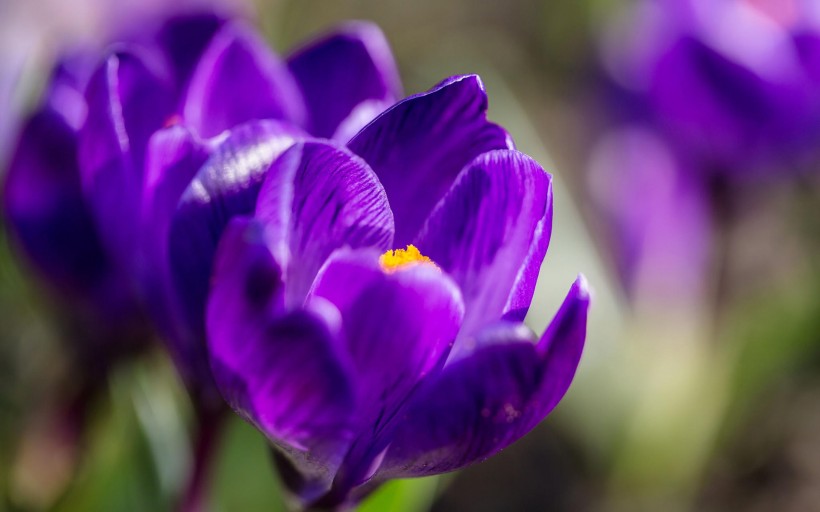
379,244,436,273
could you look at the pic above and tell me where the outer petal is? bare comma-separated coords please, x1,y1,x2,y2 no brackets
207,218,356,501
331,99,394,144
141,126,211,252
795,30,820,85
308,249,464,493
648,31,814,166
287,22,401,139
182,22,306,138
347,74,515,245
376,276,589,479
587,126,710,301
165,120,302,389
3,52,142,330
78,48,173,273
140,125,211,341
3,108,112,302
151,12,226,93
255,141,394,305
80,48,173,179
415,150,552,345
42,53,95,129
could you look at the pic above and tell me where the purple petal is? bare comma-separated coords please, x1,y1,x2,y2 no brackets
287,21,401,139
377,276,589,479
3,107,113,304
308,249,464,491
795,30,820,85
207,218,356,500
415,150,552,344
140,125,211,342
78,48,174,274
649,33,814,166
42,53,96,129
255,141,394,305
347,74,515,246
182,22,305,138
587,126,710,300
165,120,302,389
331,99,395,144
151,12,227,93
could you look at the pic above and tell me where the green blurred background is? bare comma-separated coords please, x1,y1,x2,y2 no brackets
2,0,820,511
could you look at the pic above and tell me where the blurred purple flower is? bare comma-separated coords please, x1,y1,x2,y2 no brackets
46,15,405,408
589,0,820,300
1,14,234,377
2,50,148,351
204,77,589,508
601,0,820,172
587,126,711,302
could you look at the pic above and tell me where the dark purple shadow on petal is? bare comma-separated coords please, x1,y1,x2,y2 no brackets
165,120,302,390
255,140,394,305
287,21,402,139
374,276,589,480
347,74,515,246
4,107,113,303
415,149,552,344
152,12,227,94
308,249,463,500
207,218,356,502
183,22,306,138
78,48,174,275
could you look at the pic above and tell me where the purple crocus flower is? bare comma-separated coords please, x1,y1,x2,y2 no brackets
204,75,589,508
70,15,404,410
1,13,235,403
601,0,820,173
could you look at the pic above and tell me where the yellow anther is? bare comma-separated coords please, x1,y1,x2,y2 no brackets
379,244,437,272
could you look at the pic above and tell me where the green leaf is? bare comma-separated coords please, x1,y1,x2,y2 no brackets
50,364,172,512
209,417,287,512
358,476,439,512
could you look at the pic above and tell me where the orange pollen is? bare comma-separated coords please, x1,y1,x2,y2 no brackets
379,245,437,273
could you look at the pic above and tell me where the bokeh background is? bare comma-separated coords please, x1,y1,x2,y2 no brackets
2,0,820,511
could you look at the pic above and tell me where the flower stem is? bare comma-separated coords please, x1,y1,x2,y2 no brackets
178,409,224,512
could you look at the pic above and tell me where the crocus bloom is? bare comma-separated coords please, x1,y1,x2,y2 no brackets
39,13,406,408
600,0,820,172
205,74,589,508
1,13,237,403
